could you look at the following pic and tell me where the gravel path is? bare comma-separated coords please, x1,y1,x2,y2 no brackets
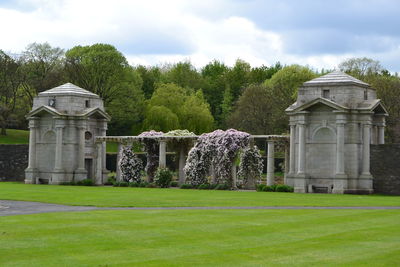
1,200,400,216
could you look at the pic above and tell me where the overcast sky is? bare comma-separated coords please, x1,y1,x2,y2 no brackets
1,0,400,71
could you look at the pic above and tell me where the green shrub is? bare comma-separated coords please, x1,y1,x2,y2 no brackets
105,177,116,185
276,184,294,192
198,184,211,190
129,182,139,187
154,167,173,188
76,179,94,186
180,184,193,189
118,181,129,187
169,181,179,187
60,181,76,186
263,185,274,192
139,182,149,188
256,184,266,192
146,183,157,188
214,184,229,190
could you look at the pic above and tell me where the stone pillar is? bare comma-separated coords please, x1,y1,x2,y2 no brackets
51,120,65,184
266,140,275,186
297,123,306,176
116,143,123,182
284,144,289,184
74,123,87,181
159,140,166,168
178,146,186,185
99,122,108,178
333,114,348,193
295,116,307,193
378,126,385,144
289,124,296,175
95,142,103,185
361,122,371,176
25,118,39,184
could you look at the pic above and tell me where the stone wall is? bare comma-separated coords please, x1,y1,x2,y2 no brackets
371,144,400,195
0,145,29,181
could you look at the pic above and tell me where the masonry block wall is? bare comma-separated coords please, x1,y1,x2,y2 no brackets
371,144,400,195
0,145,29,181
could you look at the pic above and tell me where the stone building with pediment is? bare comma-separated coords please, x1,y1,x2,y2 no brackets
24,83,110,185
286,71,388,193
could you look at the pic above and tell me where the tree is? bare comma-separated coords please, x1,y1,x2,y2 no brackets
20,42,65,105
219,85,234,128
225,59,251,101
228,84,274,134
143,105,180,132
0,51,23,135
65,44,130,104
263,65,316,133
161,61,204,90
249,62,282,84
135,65,161,99
201,60,229,123
144,83,214,133
106,69,145,135
181,90,214,133
338,57,383,78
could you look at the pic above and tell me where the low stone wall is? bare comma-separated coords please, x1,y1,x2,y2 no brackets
0,144,29,181
371,144,400,195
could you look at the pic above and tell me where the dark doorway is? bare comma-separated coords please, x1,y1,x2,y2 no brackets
85,159,93,180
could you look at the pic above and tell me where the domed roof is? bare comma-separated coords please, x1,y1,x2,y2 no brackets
303,71,370,87
38,83,99,97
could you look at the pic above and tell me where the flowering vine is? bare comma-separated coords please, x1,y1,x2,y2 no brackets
119,145,143,183
138,130,163,181
237,145,264,186
184,129,250,187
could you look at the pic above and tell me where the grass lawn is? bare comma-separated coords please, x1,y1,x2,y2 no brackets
1,182,399,207
0,209,399,266
0,129,29,144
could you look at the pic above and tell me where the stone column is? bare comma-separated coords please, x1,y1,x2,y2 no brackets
178,146,186,185
99,122,108,175
284,144,289,184
25,118,39,184
116,143,123,182
266,140,275,186
74,123,87,181
96,142,103,185
378,126,385,144
51,120,65,184
361,122,372,177
333,114,348,193
297,123,306,176
295,116,307,193
159,139,166,168
289,124,296,175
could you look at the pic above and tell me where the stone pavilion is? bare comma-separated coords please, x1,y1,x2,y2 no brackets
25,83,110,185
285,71,388,194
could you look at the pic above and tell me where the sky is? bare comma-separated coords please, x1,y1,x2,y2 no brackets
1,0,400,72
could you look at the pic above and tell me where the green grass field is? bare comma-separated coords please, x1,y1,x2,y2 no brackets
1,183,399,266
0,129,29,144
1,182,399,207
1,209,399,266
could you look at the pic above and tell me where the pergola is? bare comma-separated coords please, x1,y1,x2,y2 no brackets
95,135,289,187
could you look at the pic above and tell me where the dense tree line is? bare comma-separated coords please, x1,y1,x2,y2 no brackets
1,43,400,143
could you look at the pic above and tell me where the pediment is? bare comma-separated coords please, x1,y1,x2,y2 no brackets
81,107,111,121
289,98,348,113
26,106,63,119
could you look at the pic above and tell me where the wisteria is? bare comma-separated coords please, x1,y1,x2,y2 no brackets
138,130,163,181
238,145,264,186
184,129,250,187
119,145,143,183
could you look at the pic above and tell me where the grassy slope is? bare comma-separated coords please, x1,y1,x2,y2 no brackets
0,209,399,266
1,182,399,207
0,129,29,144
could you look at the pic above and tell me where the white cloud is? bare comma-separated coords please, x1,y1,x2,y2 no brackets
1,0,399,71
